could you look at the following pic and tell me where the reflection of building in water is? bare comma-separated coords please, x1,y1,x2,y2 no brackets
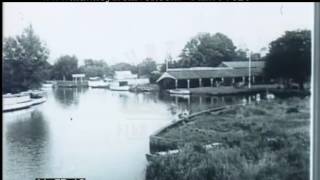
157,61,265,89
164,94,245,115
53,88,87,107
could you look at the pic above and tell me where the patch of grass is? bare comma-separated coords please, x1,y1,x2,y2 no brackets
147,97,310,180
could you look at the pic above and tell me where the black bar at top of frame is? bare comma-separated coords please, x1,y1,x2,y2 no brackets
3,0,317,3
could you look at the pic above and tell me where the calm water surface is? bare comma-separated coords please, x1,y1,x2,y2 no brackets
3,88,250,180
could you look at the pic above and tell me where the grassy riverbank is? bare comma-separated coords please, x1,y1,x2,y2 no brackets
189,85,310,97
146,97,310,180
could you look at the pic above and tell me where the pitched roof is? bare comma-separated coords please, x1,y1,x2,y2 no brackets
157,67,263,82
220,61,265,69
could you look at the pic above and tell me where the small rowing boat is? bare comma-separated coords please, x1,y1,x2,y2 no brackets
3,91,47,112
167,89,191,95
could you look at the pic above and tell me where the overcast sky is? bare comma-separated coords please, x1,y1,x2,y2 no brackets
3,2,314,65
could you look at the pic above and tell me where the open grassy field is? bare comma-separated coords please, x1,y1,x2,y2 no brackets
146,97,310,180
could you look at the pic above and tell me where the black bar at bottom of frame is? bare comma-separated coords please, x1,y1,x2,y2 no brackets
35,178,85,180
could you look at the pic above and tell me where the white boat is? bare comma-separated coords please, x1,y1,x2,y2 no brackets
169,93,190,99
110,81,131,91
88,77,110,88
3,93,31,105
167,89,191,95
42,83,53,88
30,96,47,106
110,71,149,91
30,90,47,98
3,92,47,112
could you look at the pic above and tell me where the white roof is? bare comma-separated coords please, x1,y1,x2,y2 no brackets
72,74,85,78
220,61,265,69
167,67,232,72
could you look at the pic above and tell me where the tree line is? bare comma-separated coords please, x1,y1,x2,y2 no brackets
3,25,311,94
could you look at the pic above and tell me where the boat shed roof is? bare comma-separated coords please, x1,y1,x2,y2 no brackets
219,61,265,69
156,66,263,82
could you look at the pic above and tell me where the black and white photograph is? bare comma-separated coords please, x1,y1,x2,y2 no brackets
2,2,318,180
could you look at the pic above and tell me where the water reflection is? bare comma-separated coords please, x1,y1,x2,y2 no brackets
4,110,50,180
53,88,88,107
3,88,271,180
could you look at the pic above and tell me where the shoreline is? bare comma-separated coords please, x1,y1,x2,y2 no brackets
149,105,233,154
188,85,310,96
146,97,310,180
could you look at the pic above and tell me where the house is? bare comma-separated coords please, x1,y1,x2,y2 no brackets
156,61,266,89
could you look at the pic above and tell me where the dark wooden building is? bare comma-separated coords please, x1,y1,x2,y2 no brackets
157,61,265,89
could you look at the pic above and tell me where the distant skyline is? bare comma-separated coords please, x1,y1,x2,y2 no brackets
3,2,313,65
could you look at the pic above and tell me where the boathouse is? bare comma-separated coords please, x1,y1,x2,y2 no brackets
156,61,265,89
72,74,86,83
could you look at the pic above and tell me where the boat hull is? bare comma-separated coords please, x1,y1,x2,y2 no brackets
42,83,53,88
3,92,47,112
88,80,110,88
167,89,191,95
3,97,47,112
110,86,130,91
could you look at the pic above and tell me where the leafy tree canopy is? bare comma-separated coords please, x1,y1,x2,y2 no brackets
177,32,237,67
264,30,311,89
137,57,157,76
110,62,138,74
79,59,112,78
51,55,79,80
3,25,51,93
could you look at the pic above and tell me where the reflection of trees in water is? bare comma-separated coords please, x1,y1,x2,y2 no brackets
4,110,51,180
158,93,250,115
53,87,88,107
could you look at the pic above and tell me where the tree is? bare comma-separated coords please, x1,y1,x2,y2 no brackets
264,30,311,89
3,25,51,93
111,62,138,74
178,32,237,67
79,59,112,78
235,49,249,61
137,58,157,76
51,55,79,80
160,54,176,72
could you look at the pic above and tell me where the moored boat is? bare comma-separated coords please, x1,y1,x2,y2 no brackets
3,93,31,105
3,91,47,112
30,90,46,98
42,83,53,88
110,81,131,91
167,89,191,95
110,71,150,91
88,77,111,88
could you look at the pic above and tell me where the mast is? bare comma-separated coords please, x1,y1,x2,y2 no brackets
166,56,169,72
248,52,252,89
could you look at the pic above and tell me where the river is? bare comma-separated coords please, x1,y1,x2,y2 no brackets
3,87,254,180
